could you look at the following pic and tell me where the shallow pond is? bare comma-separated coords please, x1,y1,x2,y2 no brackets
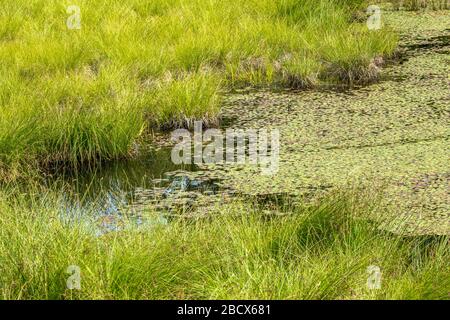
53,10,450,236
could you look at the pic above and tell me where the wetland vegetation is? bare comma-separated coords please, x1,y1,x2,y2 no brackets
0,0,397,172
0,188,448,299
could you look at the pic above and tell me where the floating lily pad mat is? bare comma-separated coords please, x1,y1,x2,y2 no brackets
201,10,450,235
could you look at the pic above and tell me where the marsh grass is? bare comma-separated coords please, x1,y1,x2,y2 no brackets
0,0,397,170
0,186,447,300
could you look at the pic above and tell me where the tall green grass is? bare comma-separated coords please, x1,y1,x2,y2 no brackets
0,0,397,172
0,187,447,299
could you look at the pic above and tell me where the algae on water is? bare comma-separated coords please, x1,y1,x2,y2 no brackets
202,10,450,235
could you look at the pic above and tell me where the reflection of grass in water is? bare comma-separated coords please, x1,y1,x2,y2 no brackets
44,147,205,223
55,147,194,198
0,0,397,176
0,186,448,299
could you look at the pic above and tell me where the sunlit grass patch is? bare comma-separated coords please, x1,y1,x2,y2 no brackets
0,187,447,300
0,0,397,170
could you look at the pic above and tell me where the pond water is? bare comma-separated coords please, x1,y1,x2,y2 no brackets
53,17,450,236
56,147,224,235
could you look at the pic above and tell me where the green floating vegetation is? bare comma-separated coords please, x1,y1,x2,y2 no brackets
0,187,448,300
211,9,450,235
0,0,397,171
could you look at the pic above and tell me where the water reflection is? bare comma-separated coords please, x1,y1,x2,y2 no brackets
56,147,220,235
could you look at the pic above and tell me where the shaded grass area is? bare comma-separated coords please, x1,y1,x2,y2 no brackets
0,187,447,300
0,0,397,173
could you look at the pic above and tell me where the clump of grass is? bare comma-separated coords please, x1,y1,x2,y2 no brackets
138,72,223,130
0,187,447,300
0,65,145,170
0,0,397,171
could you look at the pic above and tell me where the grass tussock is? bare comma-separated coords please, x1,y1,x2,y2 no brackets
0,0,397,170
0,188,447,300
